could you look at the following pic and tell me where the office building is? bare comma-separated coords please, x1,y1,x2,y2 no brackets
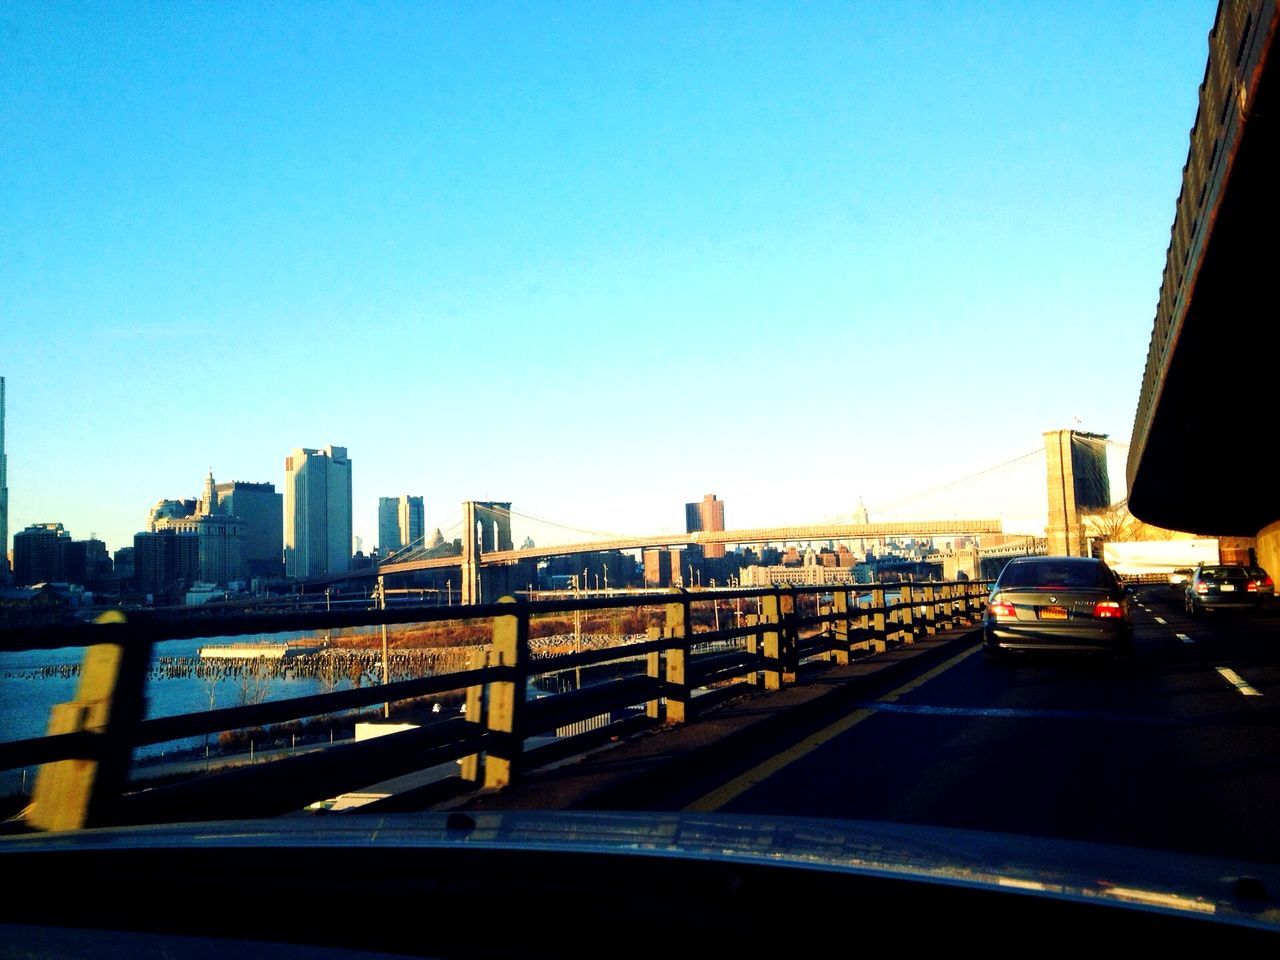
13,523,72,585
133,529,200,600
113,547,135,582
13,523,114,588
739,563,860,587
61,538,111,587
284,445,352,578
643,547,684,588
685,493,726,558
216,480,283,579
146,471,247,585
378,495,425,555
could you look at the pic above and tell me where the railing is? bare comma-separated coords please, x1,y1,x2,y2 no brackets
0,579,992,832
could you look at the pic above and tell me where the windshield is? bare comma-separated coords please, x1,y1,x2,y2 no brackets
998,559,1114,590
4,0,1279,946
1201,566,1247,578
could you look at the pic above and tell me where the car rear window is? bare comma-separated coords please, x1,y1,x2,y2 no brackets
999,561,1113,589
1200,566,1245,578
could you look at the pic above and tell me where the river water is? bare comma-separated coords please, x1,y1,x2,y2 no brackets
0,630,381,797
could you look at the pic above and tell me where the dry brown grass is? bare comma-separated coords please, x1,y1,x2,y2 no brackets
325,607,669,650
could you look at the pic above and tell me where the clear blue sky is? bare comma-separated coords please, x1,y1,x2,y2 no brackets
2,1,1216,553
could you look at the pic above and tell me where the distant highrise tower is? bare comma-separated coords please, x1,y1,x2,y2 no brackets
13,522,71,585
1044,430,1111,557
378,495,425,555
284,446,353,578
217,480,284,579
378,499,397,555
1,376,7,580
685,493,726,559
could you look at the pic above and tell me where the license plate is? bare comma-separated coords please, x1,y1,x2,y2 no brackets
1039,606,1068,620
1220,584,1235,592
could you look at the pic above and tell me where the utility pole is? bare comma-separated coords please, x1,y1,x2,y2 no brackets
572,575,583,689
377,576,390,718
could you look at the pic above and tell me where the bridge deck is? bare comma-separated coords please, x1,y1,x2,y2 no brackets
378,519,1004,575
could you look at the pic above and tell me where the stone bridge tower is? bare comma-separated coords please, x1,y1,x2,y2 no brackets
460,501,513,604
1044,430,1111,557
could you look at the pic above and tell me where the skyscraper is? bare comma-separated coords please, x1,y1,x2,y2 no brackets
217,480,284,579
379,495,425,555
1,376,8,580
284,446,352,578
685,493,726,559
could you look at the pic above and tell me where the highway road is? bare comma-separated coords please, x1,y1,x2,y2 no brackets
660,587,1280,863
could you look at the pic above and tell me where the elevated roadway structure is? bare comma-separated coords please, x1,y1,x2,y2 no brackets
1127,1,1279,570
379,519,1005,571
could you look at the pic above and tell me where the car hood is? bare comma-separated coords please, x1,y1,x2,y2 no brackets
4,811,1278,936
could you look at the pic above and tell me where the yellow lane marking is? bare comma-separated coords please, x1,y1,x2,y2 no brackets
684,644,981,812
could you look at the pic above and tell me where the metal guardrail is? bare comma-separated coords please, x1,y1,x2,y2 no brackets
1,580,992,831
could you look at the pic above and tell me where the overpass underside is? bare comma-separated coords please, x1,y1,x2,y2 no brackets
1128,3,1279,566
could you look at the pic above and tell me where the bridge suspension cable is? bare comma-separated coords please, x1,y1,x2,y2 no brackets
867,447,1043,517
503,506,673,542
435,512,464,538
378,511,465,564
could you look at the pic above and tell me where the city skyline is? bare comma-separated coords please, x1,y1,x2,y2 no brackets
1,3,1205,554
0,398,1131,557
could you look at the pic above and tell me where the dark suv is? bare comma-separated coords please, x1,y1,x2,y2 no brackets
1184,564,1274,614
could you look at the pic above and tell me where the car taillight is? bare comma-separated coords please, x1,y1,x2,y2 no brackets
1093,601,1123,619
1247,581,1259,592
1195,582,1209,594
989,598,1016,619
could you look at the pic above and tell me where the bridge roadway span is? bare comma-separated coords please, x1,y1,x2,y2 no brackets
377,518,1004,575
447,587,1280,865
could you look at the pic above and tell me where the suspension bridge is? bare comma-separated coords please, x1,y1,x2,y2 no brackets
299,439,1126,601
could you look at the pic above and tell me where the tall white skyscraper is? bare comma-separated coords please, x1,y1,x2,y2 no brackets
378,495,425,555
284,445,352,578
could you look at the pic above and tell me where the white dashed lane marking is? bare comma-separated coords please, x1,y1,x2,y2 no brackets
1176,633,1193,644
1153,616,1167,624
1215,667,1262,697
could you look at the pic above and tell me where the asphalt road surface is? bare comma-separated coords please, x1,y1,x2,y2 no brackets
663,587,1280,864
